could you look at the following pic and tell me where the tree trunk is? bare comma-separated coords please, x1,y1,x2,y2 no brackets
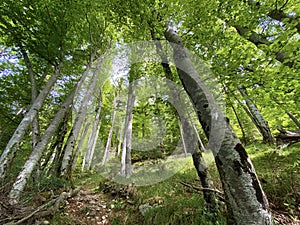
192,149,216,210
21,49,40,148
286,111,300,129
82,88,103,170
178,120,188,157
181,115,217,211
72,122,90,172
165,27,273,225
231,102,247,144
120,83,135,177
60,57,103,178
151,27,217,211
102,92,118,164
117,120,125,156
0,65,61,180
238,86,274,144
8,88,76,205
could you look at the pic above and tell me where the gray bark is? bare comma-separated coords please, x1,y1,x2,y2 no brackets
60,57,103,178
8,88,76,205
238,86,274,144
102,93,118,165
117,120,125,156
0,65,61,180
72,122,90,172
21,49,40,148
151,28,217,211
21,49,41,184
82,88,102,170
120,83,135,177
234,25,295,68
178,120,188,157
165,27,273,225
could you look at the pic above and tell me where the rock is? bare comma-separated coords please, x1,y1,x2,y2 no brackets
138,203,153,216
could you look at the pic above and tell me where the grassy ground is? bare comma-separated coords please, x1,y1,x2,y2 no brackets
51,142,299,224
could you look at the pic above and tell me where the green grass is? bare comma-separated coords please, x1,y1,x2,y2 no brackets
247,143,300,220
51,142,299,224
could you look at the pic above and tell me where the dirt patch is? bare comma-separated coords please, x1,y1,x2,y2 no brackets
64,188,116,225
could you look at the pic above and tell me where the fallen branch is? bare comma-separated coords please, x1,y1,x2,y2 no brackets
275,128,300,147
179,181,225,202
4,188,79,225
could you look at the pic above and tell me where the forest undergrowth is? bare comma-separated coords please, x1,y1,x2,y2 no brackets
0,142,299,225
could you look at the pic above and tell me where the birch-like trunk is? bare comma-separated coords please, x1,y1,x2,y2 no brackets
151,28,217,210
117,120,125,156
0,66,61,180
86,89,103,170
8,89,76,205
82,88,102,170
60,57,102,178
238,86,274,144
21,49,41,184
165,28,273,225
72,122,90,172
120,83,135,177
178,120,188,157
102,93,118,165
21,49,40,148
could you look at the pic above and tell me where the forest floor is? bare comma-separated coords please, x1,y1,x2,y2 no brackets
0,143,299,225
52,142,300,225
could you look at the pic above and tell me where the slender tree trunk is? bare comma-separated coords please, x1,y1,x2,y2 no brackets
165,27,273,225
8,88,76,205
238,86,274,144
87,120,102,170
151,27,217,210
0,65,61,180
231,102,247,144
60,57,103,178
117,120,125,156
192,149,216,210
21,49,42,184
181,115,217,211
188,114,206,151
72,122,90,172
82,88,102,170
286,111,300,129
21,49,40,148
178,120,188,157
51,109,71,176
102,93,118,164
120,83,135,177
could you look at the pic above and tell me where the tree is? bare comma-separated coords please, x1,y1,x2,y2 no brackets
165,27,273,224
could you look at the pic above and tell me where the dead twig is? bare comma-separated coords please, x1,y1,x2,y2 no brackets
4,188,79,225
179,181,226,202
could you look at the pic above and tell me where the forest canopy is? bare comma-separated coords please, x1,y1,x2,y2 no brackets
0,0,299,224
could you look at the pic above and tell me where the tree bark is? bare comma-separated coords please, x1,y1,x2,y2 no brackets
238,86,274,144
20,49,40,148
60,57,103,178
151,27,217,210
233,25,295,68
0,65,61,180
102,92,118,165
8,88,76,205
82,88,102,170
72,122,90,172
286,111,300,129
120,83,135,177
165,27,273,225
